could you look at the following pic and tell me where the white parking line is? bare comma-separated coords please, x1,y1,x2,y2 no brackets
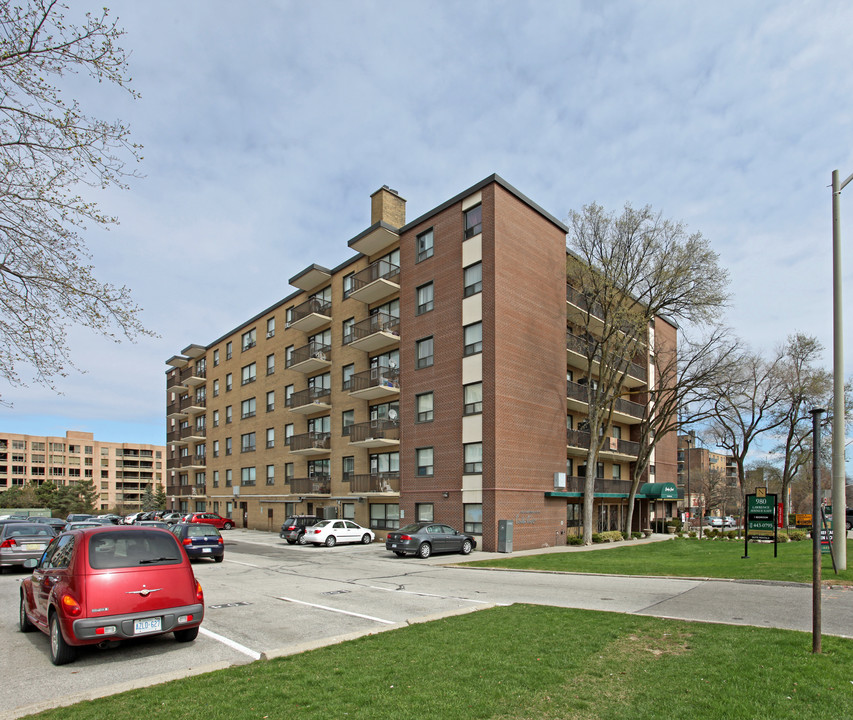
367,585,495,604
277,596,396,624
223,558,262,568
199,627,262,660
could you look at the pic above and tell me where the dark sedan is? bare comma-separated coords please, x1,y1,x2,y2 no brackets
385,522,476,559
170,523,224,562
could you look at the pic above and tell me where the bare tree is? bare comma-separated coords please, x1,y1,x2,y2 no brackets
0,1,152,400
566,203,729,543
623,325,740,536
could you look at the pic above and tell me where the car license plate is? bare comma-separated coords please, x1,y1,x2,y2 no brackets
134,617,162,635
202,547,211,553
390,543,397,548
23,543,43,551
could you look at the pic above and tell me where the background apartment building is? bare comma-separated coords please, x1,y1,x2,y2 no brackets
0,430,165,511
677,433,738,521
166,175,677,551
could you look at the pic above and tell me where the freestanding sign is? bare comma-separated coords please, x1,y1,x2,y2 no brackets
743,489,778,558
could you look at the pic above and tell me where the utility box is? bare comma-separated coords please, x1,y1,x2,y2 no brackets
497,520,513,553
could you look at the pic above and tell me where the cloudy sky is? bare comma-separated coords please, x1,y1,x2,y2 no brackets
2,0,851,468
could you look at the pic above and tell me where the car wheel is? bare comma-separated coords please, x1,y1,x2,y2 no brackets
361,533,372,544
214,555,224,563
297,533,308,545
325,535,337,547
174,626,199,643
460,539,473,555
394,551,406,557
19,592,34,633
417,542,432,559
285,539,295,544
49,613,77,665
223,522,233,530
847,521,852,531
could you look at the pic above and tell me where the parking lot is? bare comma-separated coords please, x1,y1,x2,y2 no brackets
4,529,853,719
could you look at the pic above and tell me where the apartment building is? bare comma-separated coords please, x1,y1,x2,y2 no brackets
0,430,166,511
677,433,737,519
165,175,677,551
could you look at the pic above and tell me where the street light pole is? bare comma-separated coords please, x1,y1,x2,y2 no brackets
831,169,851,570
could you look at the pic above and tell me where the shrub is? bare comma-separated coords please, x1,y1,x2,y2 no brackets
600,530,623,543
566,535,584,546
726,530,738,540
688,531,697,538
591,533,604,543
788,529,807,541
631,531,642,540
667,518,683,531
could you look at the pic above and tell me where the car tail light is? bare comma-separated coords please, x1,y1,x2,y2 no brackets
399,535,412,541
217,537,224,545
95,626,117,635
0,538,16,548
182,538,192,545
60,593,82,617
286,525,296,531
195,579,204,603
313,528,321,534
178,614,194,624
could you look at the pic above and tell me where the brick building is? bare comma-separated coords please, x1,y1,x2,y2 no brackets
165,175,677,551
0,430,165,511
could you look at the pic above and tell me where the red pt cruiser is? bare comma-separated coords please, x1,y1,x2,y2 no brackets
19,526,204,665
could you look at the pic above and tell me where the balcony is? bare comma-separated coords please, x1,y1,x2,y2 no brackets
348,220,400,257
166,372,188,393
289,432,331,456
566,381,645,425
566,429,640,460
167,430,187,448
347,472,399,494
181,426,206,443
166,401,188,421
287,342,331,374
349,366,399,400
348,419,399,449
167,484,206,497
348,259,400,305
287,387,332,414
179,455,206,470
289,475,331,495
288,297,332,333
559,476,636,495
185,366,206,388
566,331,647,388
343,312,400,353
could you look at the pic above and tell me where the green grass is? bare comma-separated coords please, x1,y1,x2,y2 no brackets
464,537,853,585
24,605,853,720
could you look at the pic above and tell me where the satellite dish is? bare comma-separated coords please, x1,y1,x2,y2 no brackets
388,360,397,369
388,409,398,421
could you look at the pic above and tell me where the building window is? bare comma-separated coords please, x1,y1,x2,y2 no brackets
212,409,220,427
342,409,355,436
416,392,434,423
284,384,294,406
285,463,294,482
285,345,294,366
242,328,256,351
369,503,400,530
464,262,482,297
266,464,275,485
241,432,256,453
241,397,256,419
464,504,483,534
464,443,483,474
416,503,434,522
342,317,355,345
224,469,232,487
416,337,434,369
342,364,354,391
342,455,354,481
612,464,622,479
464,322,482,356
285,424,294,445
213,349,220,366
416,228,434,262
267,390,275,412
464,204,482,239
464,383,483,415
241,467,256,486
267,317,275,338
225,373,233,392
266,354,275,375
416,283,434,315
416,447,433,477
241,363,257,385
225,405,233,424
226,341,232,360
285,306,294,327
212,440,219,458
212,470,219,488
225,437,232,456
266,427,275,449
343,272,355,299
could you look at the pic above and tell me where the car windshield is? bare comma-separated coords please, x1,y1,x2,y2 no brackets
186,524,220,538
5,524,53,537
312,520,331,528
89,530,183,569
397,523,424,534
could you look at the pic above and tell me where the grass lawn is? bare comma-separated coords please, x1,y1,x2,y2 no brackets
463,537,853,585
24,605,853,720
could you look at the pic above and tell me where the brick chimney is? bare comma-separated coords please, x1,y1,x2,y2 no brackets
370,185,406,228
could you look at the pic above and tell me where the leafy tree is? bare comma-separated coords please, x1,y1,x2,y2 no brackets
0,0,152,400
32,480,57,511
566,203,729,544
141,483,155,511
153,484,167,510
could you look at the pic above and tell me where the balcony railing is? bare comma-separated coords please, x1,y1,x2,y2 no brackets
289,432,331,452
287,386,331,409
180,426,206,440
348,259,401,304
561,476,635,495
179,455,206,468
347,472,399,493
290,297,332,324
289,475,331,494
348,419,399,444
349,367,399,394
167,484,206,497
343,312,400,346
566,430,640,457
287,342,331,369
567,381,645,420
566,331,648,384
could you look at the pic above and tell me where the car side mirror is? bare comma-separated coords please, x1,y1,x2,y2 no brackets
23,558,38,569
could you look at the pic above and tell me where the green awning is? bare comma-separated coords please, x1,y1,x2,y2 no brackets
639,483,678,499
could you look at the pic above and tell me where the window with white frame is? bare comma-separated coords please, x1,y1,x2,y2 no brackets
241,397,256,419
416,447,433,476
241,432,256,453
464,503,483,534
416,337,434,369
225,405,233,424
464,443,483,474
226,373,232,391
266,464,275,485
416,282,434,315
241,466,256,485
241,362,256,385
242,328,256,351
464,382,482,415
416,228,434,262
464,322,482,355
416,392,434,423
266,353,275,375
266,427,275,449
266,317,275,338
266,390,275,412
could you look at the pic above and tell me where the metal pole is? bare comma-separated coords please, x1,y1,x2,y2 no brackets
831,169,849,569
686,434,691,533
811,407,825,654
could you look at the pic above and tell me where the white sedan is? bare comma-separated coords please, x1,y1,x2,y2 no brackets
303,520,375,547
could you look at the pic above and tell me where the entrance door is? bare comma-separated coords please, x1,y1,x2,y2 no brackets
240,502,248,528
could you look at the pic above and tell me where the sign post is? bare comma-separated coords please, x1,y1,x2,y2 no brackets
810,407,825,654
743,488,778,559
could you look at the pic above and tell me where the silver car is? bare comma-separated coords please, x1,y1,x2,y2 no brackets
0,522,55,570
